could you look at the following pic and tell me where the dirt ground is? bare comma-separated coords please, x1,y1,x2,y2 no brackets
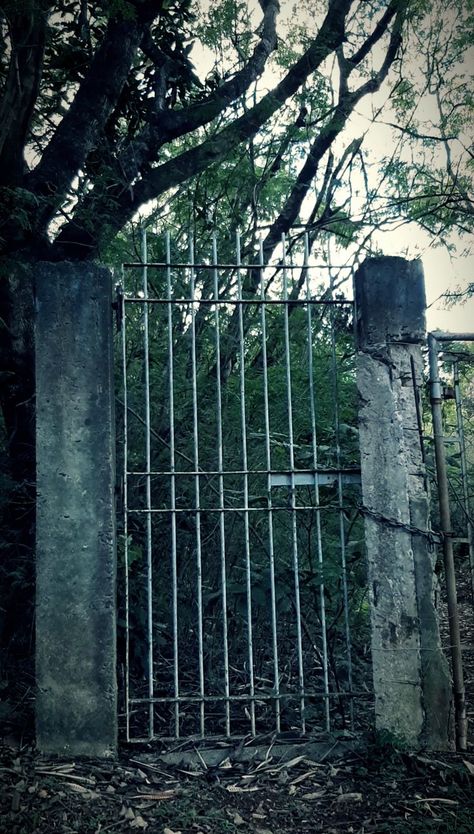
1,737,474,834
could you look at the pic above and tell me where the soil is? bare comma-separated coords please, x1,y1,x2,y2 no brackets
1,738,474,834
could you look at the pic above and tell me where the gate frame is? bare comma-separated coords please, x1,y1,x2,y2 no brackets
428,330,474,750
118,228,366,744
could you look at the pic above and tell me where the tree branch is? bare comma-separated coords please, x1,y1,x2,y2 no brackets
145,0,280,141
53,0,353,258
0,3,50,185
25,2,164,232
347,0,400,67
95,0,280,206
261,4,404,258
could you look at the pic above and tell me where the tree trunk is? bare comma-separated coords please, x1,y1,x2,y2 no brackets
0,260,36,662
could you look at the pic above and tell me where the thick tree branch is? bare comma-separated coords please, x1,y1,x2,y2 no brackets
53,0,352,258
95,0,280,205
347,0,400,67
0,4,49,185
24,2,164,233
144,0,280,141
212,13,403,380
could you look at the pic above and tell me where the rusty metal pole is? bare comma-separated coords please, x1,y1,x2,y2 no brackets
428,333,467,750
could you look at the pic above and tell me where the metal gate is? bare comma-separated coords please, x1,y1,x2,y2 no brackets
116,230,371,743
428,331,474,747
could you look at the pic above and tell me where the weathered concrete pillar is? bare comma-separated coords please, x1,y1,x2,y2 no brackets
35,262,117,756
355,257,452,749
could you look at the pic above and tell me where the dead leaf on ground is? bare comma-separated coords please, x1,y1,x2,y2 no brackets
414,797,458,805
130,789,177,801
35,770,96,784
337,792,363,803
290,769,322,786
228,810,245,825
463,760,474,776
218,757,233,769
301,789,327,801
67,782,100,800
226,784,259,793
267,755,306,774
163,828,181,834
36,764,75,775
130,815,148,829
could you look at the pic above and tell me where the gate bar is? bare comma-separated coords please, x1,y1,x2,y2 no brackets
189,234,206,735
121,272,131,742
453,361,474,601
259,238,281,732
330,271,354,731
428,332,467,750
282,233,306,731
236,231,256,735
123,297,351,306
166,231,180,737
142,228,155,739
304,233,330,731
212,234,231,736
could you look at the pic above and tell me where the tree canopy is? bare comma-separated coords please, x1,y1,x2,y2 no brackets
2,0,471,270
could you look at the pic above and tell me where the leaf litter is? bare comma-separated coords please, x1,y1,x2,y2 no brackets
1,740,474,834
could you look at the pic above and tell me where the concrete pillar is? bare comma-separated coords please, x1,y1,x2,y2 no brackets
355,257,452,749
35,262,117,756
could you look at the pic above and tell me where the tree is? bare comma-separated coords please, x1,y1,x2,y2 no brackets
0,0,470,661
373,0,474,259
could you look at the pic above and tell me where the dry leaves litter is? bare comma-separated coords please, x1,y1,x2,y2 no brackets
1,741,474,834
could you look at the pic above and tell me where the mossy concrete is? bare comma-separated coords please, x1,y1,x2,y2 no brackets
355,257,452,749
35,262,117,756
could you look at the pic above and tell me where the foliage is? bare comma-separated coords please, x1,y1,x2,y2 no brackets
380,0,474,257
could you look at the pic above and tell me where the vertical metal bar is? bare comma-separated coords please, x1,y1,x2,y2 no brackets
142,227,154,739
190,234,206,736
166,231,180,737
329,271,354,731
429,334,467,749
236,230,256,736
259,238,281,732
212,233,231,736
453,360,474,602
282,233,305,732
304,234,330,731
121,269,130,742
